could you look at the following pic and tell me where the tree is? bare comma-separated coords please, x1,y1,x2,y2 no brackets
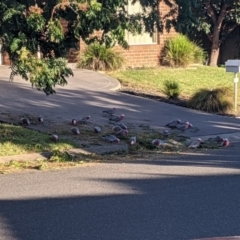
164,0,240,66
0,0,160,94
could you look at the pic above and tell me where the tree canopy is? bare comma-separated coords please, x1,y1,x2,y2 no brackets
165,0,240,66
0,0,160,94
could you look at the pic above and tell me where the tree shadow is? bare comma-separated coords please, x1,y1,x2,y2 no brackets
1,171,240,240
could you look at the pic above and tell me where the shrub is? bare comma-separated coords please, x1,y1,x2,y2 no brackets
163,34,206,67
188,88,233,114
77,42,124,71
162,80,180,99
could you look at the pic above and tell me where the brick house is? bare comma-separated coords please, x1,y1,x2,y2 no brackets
1,1,176,67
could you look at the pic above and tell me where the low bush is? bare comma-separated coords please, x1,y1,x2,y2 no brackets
188,88,233,114
163,34,206,67
162,80,180,99
77,42,124,71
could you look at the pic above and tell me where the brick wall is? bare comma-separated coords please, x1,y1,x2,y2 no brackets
77,0,178,67
1,1,177,67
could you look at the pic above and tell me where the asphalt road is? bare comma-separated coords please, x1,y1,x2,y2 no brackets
1,66,240,139
1,66,240,240
1,143,240,240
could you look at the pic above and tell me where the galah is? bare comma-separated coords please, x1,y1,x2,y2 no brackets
109,114,125,123
21,117,30,125
116,122,128,130
188,138,202,149
165,119,181,128
176,121,191,131
38,116,44,123
71,119,77,125
208,135,224,143
152,139,164,147
71,127,80,135
162,129,171,136
115,129,128,137
129,136,137,145
94,126,101,133
101,135,120,143
221,138,230,147
102,108,116,115
112,126,123,133
79,115,91,124
51,134,59,142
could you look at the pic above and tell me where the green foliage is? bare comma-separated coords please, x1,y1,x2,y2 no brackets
78,42,124,71
163,34,206,67
162,80,180,99
165,0,240,66
188,88,233,114
0,0,161,94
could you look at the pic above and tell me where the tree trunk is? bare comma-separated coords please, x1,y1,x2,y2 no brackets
209,26,220,67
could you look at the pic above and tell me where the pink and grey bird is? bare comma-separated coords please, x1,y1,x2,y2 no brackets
221,138,230,147
116,122,128,130
38,116,44,123
166,119,181,128
115,129,128,137
71,127,80,135
71,119,77,125
112,126,123,133
94,126,101,133
208,135,224,143
21,117,30,125
188,138,202,149
176,121,191,131
109,114,125,123
101,135,120,143
51,134,59,142
102,108,116,115
129,136,137,145
152,139,164,147
79,115,91,124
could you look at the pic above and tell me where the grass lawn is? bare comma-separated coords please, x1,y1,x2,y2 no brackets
108,66,239,106
0,123,77,156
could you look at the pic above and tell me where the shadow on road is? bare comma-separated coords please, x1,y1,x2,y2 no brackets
1,167,240,240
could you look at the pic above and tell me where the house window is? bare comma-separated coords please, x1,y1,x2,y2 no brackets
126,1,157,45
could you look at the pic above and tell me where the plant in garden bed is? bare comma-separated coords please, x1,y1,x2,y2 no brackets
162,34,206,67
188,87,233,114
77,42,124,71
162,80,180,100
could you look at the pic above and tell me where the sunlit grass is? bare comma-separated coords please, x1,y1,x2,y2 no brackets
109,66,236,100
0,123,78,156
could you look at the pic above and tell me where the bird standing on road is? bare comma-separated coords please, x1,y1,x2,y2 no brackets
109,114,125,123
79,115,91,124
176,121,191,131
129,136,137,145
101,135,120,143
51,134,59,142
152,139,164,147
221,138,230,147
188,138,202,149
102,108,116,115
115,129,128,137
71,119,77,125
21,117,30,125
166,119,181,128
38,116,44,124
94,126,101,133
71,127,80,135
